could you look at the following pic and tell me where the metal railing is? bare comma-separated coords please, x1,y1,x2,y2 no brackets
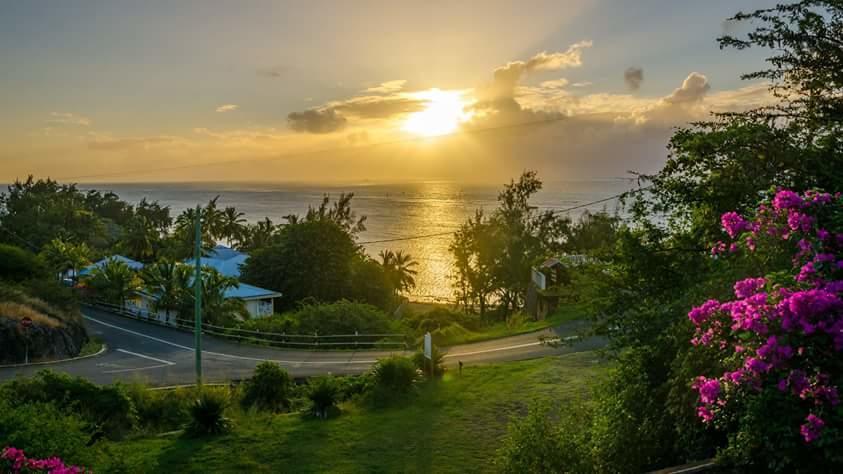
84,300,407,350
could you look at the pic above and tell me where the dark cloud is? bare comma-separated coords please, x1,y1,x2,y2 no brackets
624,67,644,91
287,108,347,134
287,95,426,134
332,95,425,119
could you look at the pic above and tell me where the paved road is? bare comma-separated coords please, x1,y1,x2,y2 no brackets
0,307,604,386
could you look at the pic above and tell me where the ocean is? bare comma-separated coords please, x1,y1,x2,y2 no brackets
75,180,636,302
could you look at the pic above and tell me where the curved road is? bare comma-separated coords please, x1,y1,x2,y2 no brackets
0,307,604,386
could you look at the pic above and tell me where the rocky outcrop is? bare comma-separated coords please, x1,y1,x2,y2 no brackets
0,317,88,364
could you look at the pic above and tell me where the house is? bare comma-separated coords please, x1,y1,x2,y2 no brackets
526,255,589,319
82,246,281,321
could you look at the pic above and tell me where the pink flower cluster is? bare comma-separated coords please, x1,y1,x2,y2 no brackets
1,447,83,474
691,189,843,443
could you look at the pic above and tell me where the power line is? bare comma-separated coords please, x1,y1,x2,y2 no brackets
53,116,568,182
358,185,652,245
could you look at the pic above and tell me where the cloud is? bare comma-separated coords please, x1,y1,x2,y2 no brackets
481,41,592,102
363,80,407,94
287,93,427,133
663,72,710,104
539,78,569,89
216,104,238,113
48,112,91,126
87,135,176,151
624,67,643,91
287,108,348,134
571,81,592,87
346,130,370,145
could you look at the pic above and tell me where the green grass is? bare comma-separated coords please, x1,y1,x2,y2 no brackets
77,337,104,357
96,352,606,473
436,303,585,347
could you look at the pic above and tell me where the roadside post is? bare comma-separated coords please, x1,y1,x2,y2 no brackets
423,332,432,377
194,205,203,387
20,316,32,364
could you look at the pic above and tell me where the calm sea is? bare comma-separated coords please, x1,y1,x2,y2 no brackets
65,180,635,302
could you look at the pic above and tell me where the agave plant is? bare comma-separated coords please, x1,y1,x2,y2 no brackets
186,389,233,436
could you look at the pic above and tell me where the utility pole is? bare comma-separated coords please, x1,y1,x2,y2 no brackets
194,205,203,387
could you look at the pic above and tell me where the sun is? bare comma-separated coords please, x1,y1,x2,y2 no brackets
402,89,473,137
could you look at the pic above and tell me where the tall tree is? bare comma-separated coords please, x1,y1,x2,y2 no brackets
220,206,247,247
39,238,91,281
379,249,418,295
141,260,190,321
121,215,160,263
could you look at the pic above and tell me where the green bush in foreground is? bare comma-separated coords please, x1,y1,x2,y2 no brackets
186,389,233,436
413,345,446,378
126,384,193,433
1,369,137,438
307,375,341,419
241,361,294,412
372,356,418,394
0,398,94,467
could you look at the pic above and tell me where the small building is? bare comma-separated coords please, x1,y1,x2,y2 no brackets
526,256,589,319
84,246,281,321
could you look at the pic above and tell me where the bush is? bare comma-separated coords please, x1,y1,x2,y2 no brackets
0,244,46,281
405,307,481,332
126,384,192,433
186,389,232,436
496,403,591,474
241,362,294,412
1,370,137,438
0,398,94,467
307,375,341,419
412,345,446,378
372,356,418,393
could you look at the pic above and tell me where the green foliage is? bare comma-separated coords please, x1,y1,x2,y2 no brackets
0,243,46,281
404,306,481,333
450,171,571,317
240,300,399,338
371,356,418,394
125,384,193,433
496,403,589,474
412,345,446,378
0,398,94,467
241,362,294,412
307,375,341,419
379,249,418,294
349,255,395,309
39,238,91,279
1,369,138,439
241,219,358,309
186,389,233,436
86,258,142,308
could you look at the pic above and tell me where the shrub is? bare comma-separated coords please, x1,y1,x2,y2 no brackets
405,307,481,332
0,370,137,438
686,190,843,471
0,398,93,467
412,345,446,378
307,375,341,419
369,356,418,405
186,389,232,436
0,244,46,281
1,447,86,474
126,384,192,433
496,403,591,474
241,361,294,412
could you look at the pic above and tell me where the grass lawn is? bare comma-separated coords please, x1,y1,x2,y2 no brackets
434,303,586,347
98,351,606,473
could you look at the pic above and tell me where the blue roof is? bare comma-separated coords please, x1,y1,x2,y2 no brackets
80,255,144,275
189,245,249,278
223,282,281,300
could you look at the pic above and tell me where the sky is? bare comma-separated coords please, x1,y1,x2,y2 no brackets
0,0,781,184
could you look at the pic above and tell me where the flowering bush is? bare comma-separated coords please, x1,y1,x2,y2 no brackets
690,189,843,468
1,447,84,474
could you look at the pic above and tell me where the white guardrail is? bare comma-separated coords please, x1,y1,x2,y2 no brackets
84,300,407,349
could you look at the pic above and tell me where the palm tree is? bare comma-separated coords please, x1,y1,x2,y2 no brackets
221,206,247,247
88,258,141,308
122,215,159,262
40,238,91,281
239,217,277,251
379,249,418,295
197,267,244,325
141,260,189,322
